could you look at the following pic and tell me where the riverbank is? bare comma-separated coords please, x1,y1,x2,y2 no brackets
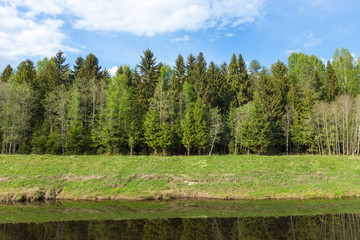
0,154,360,201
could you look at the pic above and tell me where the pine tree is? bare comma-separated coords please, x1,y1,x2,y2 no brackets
227,53,239,107
14,60,36,85
267,60,290,151
194,97,208,154
144,108,160,153
206,61,222,108
237,54,251,105
227,53,250,107
144,65,174,155
322,61,342,102
193,52,208,101
249,69,272,154
77,53,102,81
291,84,316,152
185,53,196,84
1,65,13,82
171,54,185,98
73,56,84,79
181,102,195,156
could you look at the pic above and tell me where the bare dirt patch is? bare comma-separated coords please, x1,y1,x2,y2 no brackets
59,174,104,181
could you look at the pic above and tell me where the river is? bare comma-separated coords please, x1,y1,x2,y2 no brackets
1,199,360,239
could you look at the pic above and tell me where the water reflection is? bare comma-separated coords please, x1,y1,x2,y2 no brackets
1,214,360,240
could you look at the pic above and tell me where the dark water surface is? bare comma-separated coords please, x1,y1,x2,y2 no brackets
2,214,360,240
1,199,360,239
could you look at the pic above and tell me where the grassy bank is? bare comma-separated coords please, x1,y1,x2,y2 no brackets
0,154,360,201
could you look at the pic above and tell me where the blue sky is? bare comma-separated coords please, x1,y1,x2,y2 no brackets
0,0,359,74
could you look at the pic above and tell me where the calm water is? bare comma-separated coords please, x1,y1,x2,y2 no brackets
1,214,360,239
2,199,360,239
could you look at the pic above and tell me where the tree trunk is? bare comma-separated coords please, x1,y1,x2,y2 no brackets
209,134,217,156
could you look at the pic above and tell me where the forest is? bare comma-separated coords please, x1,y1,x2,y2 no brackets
0,48,358,156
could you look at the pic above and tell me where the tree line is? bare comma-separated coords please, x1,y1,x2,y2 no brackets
0,48,359,155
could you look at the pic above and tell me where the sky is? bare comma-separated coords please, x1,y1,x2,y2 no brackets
0,0,360,75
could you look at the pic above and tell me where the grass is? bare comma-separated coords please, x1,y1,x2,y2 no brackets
0,154,360,201
2,198,360,223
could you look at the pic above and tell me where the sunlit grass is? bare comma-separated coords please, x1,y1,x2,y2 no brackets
0,154,359,201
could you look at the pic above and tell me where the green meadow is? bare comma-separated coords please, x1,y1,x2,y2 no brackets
0,154,360,201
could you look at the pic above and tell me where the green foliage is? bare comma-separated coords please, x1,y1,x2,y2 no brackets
181,102,196,156
0,64,13,82
14,60,36,85
102,66,133,154
1,48,359,155
332,48,359,95
0,79,35,153
322,61,342,102
288,52,324,96
144,109,160,153
194,97,209,154
135,49,161,111
77,53,103,81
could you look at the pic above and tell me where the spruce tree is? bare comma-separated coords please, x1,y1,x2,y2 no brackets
77,53,102,81
206,61,222,108
1,65,13,82
14,60,36,85
193,52,208,101
181,102,195,156
135,49,160,111
237,54,251,105
73,56,84,79
194,97,208,154
322,61,342,102
185,53,196,86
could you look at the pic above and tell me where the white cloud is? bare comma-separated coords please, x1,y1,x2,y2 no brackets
0,0,265,62
171,35,190,42
304,32,322,47
6,0,265,36
225,33,234,37
109,66,119,76
319,57,327,63
0,2,78,64
286,49,301,55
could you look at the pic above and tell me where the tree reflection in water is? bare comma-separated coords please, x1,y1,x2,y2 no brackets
1,214,360,240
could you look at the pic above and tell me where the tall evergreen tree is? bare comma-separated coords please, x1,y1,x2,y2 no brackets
322,61,342,102
14,60,36,85
227,53,250,107
135,49,161,111
181,102,195,156
1,65,13,82
193,52,208,101
144,65,174,155
181,81,196,156
73,56,84,79
77,53,102,81
250,70,271,154
185,53,196,86
194,97,208,154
